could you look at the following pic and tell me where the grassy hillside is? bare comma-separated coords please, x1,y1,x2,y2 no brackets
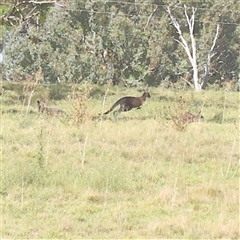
1,84,239,238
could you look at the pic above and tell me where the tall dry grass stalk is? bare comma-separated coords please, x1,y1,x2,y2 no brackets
21,176,24,210
81,134,88,167
222,90,228,124
23,69,42,115
100,79,112,128
37,127,45,169
226,135,238,178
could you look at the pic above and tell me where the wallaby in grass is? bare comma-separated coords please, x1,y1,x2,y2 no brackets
103,91,151,115
180,111,204,123
37,100,64,116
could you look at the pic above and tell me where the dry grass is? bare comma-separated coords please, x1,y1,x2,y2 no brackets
1,86,239,239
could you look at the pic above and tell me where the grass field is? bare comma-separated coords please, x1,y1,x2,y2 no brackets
1,84,239,239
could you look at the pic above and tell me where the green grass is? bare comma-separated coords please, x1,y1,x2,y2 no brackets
1,85,239,239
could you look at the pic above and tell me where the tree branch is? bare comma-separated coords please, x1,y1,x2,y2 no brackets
144,5,158,32
201,24,220,89
29,1,65,7
166,7,193,62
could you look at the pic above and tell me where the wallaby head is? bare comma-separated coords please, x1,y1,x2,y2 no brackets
37,100,45,113
103,91,150,115
142,91,151,99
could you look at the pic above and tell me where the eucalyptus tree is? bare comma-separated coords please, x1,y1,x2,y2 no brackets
165,0,239,90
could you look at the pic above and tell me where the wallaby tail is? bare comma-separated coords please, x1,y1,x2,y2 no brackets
103,100,120,114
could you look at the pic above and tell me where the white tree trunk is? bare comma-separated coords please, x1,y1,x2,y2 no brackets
166,6,219,91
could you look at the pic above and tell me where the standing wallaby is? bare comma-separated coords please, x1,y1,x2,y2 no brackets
37,100,64,116
103,91,150,115
180,111,204,123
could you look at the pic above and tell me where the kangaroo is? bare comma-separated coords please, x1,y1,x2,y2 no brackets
180,111,204,123
103,91,150,115
37,100,64,116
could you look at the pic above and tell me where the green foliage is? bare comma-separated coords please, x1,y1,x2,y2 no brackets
1,0,240,88
47,84,70,100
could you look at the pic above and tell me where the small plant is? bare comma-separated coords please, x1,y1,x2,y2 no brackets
48,84,70,100
162,92,202,131
68,83,92,126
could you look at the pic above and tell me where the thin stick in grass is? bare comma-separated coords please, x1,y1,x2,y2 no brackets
100,80,112,128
